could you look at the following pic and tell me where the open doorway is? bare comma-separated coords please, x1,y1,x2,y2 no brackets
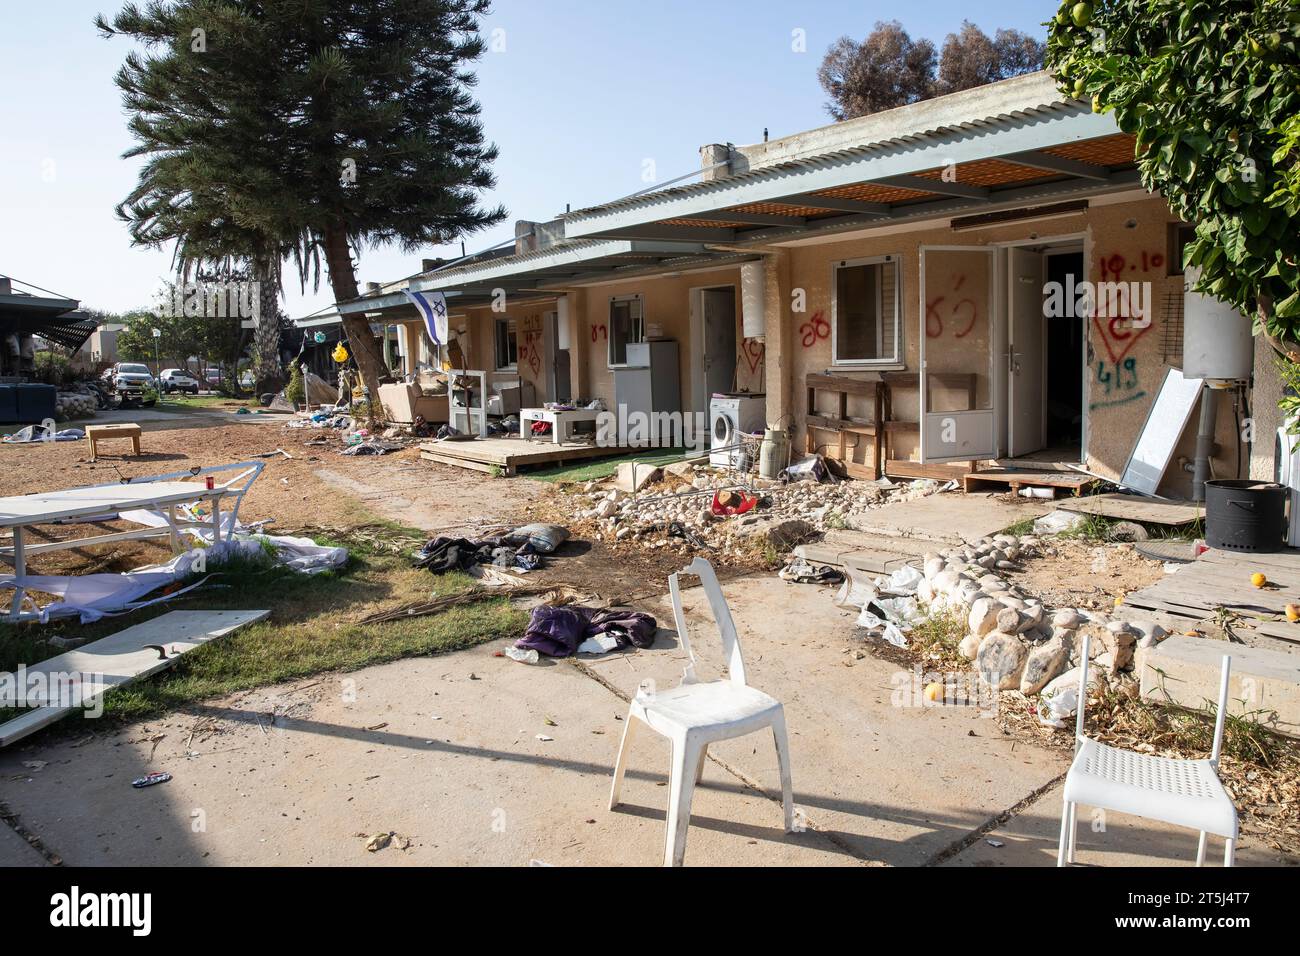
1005,243,1085,463
689,285,738,418
1044,251,1085,458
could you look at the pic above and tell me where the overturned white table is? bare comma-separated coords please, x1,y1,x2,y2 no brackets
520,406,601,444
0,480,231,622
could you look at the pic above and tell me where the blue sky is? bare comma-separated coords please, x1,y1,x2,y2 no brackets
0,1,1055,317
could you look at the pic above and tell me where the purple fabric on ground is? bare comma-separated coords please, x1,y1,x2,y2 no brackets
517,605,658,657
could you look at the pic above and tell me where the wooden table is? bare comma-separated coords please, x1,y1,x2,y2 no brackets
85,423,143,461
0,480,229,621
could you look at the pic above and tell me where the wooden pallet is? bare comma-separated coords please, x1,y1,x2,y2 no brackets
1123,547,1300,646
962,469,1096,496
884,459,973,482
418,437,615,476
1059,493,1204,526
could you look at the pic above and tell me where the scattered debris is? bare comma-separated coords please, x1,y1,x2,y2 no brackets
131,772,172,789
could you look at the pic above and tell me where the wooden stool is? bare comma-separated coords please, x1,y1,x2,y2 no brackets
85,423,143,461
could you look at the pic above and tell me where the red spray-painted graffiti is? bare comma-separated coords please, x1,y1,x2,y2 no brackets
1090,250,1162,363
799,311,830,348
926,274,978,338
1097,250,1163,282
520,332,543,377
740,339,765,375
590,323,607,343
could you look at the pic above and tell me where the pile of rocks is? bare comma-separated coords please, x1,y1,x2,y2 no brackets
569,463,949,555
917,534,1167,701
54,390,97,421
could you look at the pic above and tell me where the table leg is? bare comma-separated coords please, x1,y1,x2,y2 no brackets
167,504,180,552
8,526,26,620
554,417,565,445
520,416,530,441
210,498,222,544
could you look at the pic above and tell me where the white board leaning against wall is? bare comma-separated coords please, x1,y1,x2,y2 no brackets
1120,367,1204,495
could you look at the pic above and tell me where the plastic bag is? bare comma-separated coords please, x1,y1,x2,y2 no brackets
1033,510,1088,535
503,523,569,554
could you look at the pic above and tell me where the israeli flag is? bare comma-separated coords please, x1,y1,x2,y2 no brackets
404,289,449,347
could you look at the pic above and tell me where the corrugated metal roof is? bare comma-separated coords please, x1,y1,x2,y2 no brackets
564,99,1092,223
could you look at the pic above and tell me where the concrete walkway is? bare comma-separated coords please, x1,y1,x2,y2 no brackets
0,574,1285,866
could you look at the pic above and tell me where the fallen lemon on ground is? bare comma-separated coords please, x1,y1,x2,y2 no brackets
1287,604,1300,623
924,683,944,703
1251,572,1268,588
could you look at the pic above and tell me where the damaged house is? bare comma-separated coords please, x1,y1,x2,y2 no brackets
313,71,1283,497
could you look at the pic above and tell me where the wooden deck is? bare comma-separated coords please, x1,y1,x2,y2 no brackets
418,437,618,476
1123,547,1300,647
1059,493,1204,526
961,468,1097,496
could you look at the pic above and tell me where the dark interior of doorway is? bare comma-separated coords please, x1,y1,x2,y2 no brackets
1044,251,1084,458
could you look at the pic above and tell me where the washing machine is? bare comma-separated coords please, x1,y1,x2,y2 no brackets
709,393,766,468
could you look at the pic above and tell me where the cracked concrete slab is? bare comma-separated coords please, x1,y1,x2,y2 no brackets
0,642,851,867
0,816,49,866
583,574,1068,865
944,780,1296,867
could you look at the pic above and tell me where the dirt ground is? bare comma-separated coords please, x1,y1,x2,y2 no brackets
0,411,738,600
1002,538,1166,611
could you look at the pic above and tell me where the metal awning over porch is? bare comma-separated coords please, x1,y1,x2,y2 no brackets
0,286,97,352
562,76,1141,246
335,238,761,318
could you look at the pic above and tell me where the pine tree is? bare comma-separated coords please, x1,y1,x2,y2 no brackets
99,0,506,411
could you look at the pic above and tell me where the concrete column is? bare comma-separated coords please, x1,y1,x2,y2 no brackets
562,290,588,401
762,249,793,431
1250,334,1286,480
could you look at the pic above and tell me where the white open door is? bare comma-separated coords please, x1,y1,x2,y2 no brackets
1007,247,1045,457
919,246,997,463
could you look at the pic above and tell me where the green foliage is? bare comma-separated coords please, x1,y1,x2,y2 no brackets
1046,0,1300,339
32,351,74,386
97,0,508,405
285,363,306,406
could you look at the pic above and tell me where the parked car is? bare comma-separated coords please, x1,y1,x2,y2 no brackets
102,362,158,408
159,368,201,394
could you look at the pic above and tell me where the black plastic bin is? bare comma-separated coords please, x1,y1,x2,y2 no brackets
1204,479,1287,553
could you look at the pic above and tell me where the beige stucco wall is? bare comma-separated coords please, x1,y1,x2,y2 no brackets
775,194,1246,495
440,265,764,424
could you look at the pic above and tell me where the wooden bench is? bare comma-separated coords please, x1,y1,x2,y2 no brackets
85,423,143,461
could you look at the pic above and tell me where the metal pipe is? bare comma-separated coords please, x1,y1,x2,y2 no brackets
1191,384,1219,502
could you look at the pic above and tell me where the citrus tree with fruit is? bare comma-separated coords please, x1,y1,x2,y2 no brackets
1047,0,1300,361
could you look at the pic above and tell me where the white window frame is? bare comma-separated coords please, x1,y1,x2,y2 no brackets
831,254,903,368
494,317,518,371
607,294,645,368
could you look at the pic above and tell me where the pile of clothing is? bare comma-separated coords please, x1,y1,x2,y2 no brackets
516,605,657,657
412,522,569,574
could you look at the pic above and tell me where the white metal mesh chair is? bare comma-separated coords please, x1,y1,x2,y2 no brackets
608,558,794,866
1057,634,1238,866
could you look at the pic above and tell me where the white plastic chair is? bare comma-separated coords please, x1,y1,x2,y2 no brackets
608,557,794,866
1057,634,1238,866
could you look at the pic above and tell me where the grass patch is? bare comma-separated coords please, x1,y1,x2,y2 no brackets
1002,511,1203,542
528,446,693,484
910,604,967,660
0,529,526,727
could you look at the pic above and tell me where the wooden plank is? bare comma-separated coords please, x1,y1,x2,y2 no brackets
1059,493,1204,526
963,470,1095,494
0,609,270,747
805,415,877,435
420,450,502,475
805,372,879,396
884,459,969,481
